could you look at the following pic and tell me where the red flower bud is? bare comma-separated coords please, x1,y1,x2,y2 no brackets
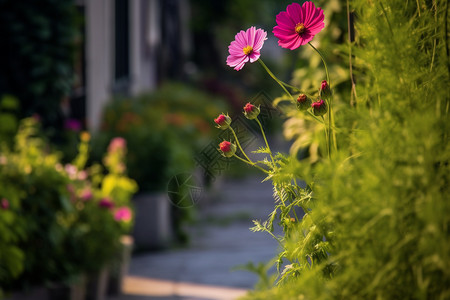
296,94,311,111
319,80,331,99
219,141,236,157
214,114,231,130
311,100,327,116
243,102,260,120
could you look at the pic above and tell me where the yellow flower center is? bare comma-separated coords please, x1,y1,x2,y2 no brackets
243,45,253,55
295,23,306,35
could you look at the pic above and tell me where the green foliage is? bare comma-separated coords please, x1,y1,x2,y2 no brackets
0,0,77,131
241,0,450,299
0,118,137,294
95,82,228,192
0,96,20,147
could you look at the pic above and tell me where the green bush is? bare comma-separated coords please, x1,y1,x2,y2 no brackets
0,0,77,131
95,82,229,192
0,118,137,295
242,0,450,299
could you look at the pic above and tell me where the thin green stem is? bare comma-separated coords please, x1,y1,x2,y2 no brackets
230,127,252,163
258,59,295,102
321,116,330,160
309,42,337,154
232,154,269,174
255,117,275,167
308,42,330,86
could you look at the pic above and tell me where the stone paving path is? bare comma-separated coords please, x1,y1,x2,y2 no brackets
108,173,281,300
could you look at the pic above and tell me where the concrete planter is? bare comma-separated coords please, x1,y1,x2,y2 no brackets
107,235,134,295
131,192,172,250
85,267,109,300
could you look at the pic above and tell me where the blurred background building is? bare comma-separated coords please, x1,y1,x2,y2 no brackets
73,0,191,130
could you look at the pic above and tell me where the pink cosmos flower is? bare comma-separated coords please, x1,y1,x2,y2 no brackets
273,2,325,50
114,206,132,222
226,26,267,71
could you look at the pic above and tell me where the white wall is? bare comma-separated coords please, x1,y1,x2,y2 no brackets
85,0,158,131
85,0,113,131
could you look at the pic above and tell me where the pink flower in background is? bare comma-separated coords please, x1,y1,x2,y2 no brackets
114,206,132,222
99,198,114,209
81,188,93,201
1,198,9,210
65,164,78,180
226,26,267,71
64,118,82,131
108,137,126,153
273,2,324,50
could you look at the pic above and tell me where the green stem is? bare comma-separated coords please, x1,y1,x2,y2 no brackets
255,117,275,168
308,42,330,86
321,116,330,160
230,127,252,163
232,154,269,174
258,59,295,102
309,42,337,154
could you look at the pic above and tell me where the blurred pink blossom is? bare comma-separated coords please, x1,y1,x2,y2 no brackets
65,118,82,132
108,137,126,153
99,198,114,209
114,206,132,222
1,198,9,210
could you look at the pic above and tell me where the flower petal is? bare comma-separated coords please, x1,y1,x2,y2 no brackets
275,11,295,30
249,51,260,63
303,1,323,28
235,30,247,47
253,29,267,52
278,35,303,50
234,56,249,71
247,26,256,48
273,25,296,37
286,2,302,24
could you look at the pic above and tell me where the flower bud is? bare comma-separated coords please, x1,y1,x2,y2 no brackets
311,100,327,116
296,94,311,111
243,102,260,120
214,114,231,130
319,80,332,99
219,141,236,158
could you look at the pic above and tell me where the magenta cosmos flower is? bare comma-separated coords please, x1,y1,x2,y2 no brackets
226,26,267,71
273,2,325,50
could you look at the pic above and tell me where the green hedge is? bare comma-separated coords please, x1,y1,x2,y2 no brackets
0,0,77,131
243,0,450,299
